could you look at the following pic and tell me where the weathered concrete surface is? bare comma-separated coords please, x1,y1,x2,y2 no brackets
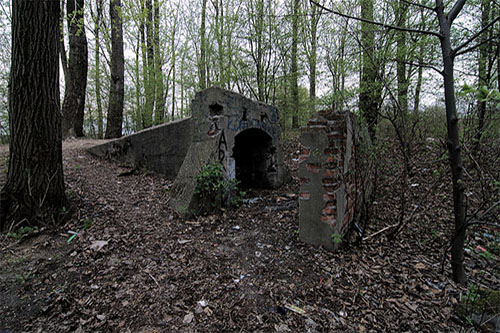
87,118,193,179
299,111,372,251
169,87,288,213
88,87,288,214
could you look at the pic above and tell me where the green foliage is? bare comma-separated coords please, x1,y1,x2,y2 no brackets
331,231,342,244
194,162,245,213
8,226,39,240
14,271,33,285
461,84,500,106
457,286,500,325
83,216,93,231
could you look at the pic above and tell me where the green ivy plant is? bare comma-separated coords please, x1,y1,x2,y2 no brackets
194,162,245,213
331,231,342,245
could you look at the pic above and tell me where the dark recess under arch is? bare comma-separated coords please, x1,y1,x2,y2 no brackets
232,128,276,188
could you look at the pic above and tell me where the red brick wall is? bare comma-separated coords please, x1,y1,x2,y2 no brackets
299,110,372,250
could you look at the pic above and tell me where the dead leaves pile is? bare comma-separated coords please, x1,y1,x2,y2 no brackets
0,137,498,332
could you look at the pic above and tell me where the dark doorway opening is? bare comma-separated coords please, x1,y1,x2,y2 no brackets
232,129,276,188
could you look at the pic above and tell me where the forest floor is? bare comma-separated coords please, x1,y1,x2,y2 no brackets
0,134,499,332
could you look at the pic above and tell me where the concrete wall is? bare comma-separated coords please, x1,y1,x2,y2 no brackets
299,110,372,251
87,118,193,179
169,87,288,213
88,87,288,215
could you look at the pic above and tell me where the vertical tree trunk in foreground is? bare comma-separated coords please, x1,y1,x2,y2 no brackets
95,0,104,139
474,0,491,151
105,0,125,139
0,0,66,229
436,0,467,283
359,0,381,140
199,0,208,90
61,0,88,138
291,0,300,128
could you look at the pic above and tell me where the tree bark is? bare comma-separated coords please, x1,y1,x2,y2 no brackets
60,0,69,84
396,0,409,114
291,0,300,128
0,0,66,229
61,0,88,138
95,0,104,139
436,0,467,284
199,0,208,90
308,2,320,113
359,0,382,140
143,0,155,128
105,0,125,139
474,0,491,151
154,0,165,124
134,29,143,132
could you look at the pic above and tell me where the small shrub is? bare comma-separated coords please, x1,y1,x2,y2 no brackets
83,217,92,231
8,226,38,240
194,162,245,213
331,232,342,244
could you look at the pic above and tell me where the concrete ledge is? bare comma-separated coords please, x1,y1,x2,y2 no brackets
87,117,193,179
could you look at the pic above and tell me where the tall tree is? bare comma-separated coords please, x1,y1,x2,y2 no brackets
199,0,208,90
143,0,155,127
359,0,382,140
290,0,300,127
61,0,88,138
153,0,165,124
435,0,467,283
105,0,125,138
395,0,409,114
474,0,492,151
94,0,104,138
305,1,321,111
310,0,499,283
0,0,66,229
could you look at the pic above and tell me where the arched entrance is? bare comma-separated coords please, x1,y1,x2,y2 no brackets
232,128,276,188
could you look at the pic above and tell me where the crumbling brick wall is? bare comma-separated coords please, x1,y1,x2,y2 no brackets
299,110,372,251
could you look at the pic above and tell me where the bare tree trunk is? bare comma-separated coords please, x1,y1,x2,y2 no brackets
396,0,409,114
359,0,381,140
105,0,124,139
134,29,143,132
95,0,104,138
143,0,155,128
436,0,467,284
60,0,69,84
413,39,425,115
1,0,66,229
291,0,300,128
61,0,88,138
153,0,165,124
474,0,491,152
199,0,207,90
308,2,320,113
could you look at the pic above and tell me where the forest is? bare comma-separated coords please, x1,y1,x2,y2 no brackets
0,0,499,331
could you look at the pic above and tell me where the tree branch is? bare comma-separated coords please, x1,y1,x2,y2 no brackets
454,35,498,58
393,59,444,75
453,15,500,56
400,0,436,12
309,0,443,38
447,0,467,25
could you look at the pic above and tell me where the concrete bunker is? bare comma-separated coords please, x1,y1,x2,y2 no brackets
87,87,288,213
169,87,288,213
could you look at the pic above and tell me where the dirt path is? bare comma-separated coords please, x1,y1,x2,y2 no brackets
0,138,109,189
0,138,492,332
